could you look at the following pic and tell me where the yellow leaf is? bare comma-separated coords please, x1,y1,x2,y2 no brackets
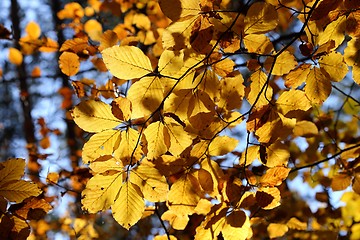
239,146,259,166
200,158,224,199
89,157,124,174
57,2,84,19
208,136,239,156
212,58,235,77
82,172,123,213
276,89,312,115
127,76,164,118
352,65,360,85
0,158,26,183
158,50,184,76
82,130,121,164
222,210,252,240
111,97,132,121
133,13,151,30
113,128,143,165
130,159,169,202
59,52,79,76
218,72,245,111
84,19,103,42
245,69,273,107
112,181,145,230
293,120,319,137
159,0,201,21
352,175,360,195
193,70,220,101
319,52,348,82
8,48,23,65
243,34,273,54
25,21,41,40
318,15,346,49
188,91,216,131
194,198,213,215
168,173,201,214
143,121,169,160
265,141,290,167
305,67,332,104
260,167,291,187
102,45,152,79
284,63,311,88
164,117,194,156
161,210,189,230
265,51,297,76
344,38,360,67
256,187,280,210
39,37,59,52
164,89,192,122
0,180,41,203
244,2,278,34
267,223,288,238
286,217,307,230
72,100,122,132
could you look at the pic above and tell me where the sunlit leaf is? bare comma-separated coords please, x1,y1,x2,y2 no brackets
260,167,290,187
0,180,41,203
143,121,169,160
72,100,122,132
159,0,201,21
267,223,288,238
208,136,239,156
222,210,252,240
59,52,79,76
102,45,152,79
113,128,143,165
244,2,278,34
25,21,41,40
112,181,145,230
8,48,23,66
319,52,348,82
256,187,280,210
305,67,332,105
276,89,312,115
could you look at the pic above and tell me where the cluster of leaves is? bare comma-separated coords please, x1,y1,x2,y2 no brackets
2,0,360,238
0,159,51,239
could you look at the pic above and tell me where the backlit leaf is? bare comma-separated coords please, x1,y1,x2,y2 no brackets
0,158,26,184
319,52,348,82
82,172,123,213
276,89,312,115
293,120,319,137
218,72,245,110
82,130,121,164
244,2,278,34
245,69,273,107
318,15,346,49
113,128,143,165
8,48,23,66
267,223,288,238
72,100,122,132
265,141,290,167
256,187,280,210
208,136,239,156
102,45,152,79
164,117,194,156
161,210,189,230
260,167,290,187
127,76,164,118
0,180,41,203
159,0,201,21
59,52,79,76
305,67,332,105
112,181,145,230
25,21,41,40
143,121,169,160
265,51,297,76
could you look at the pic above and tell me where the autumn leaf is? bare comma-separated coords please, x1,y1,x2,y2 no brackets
112,181,145,230
305,67,332,104
0,159,41,203
143,121,169,160
72,100,122,133
208,136,239,156
59,52,79,76
8,48,23,66
244,2,278,34
102,45,153,79
159,0,201,21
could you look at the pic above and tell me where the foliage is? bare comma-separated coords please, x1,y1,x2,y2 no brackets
1,0,360,239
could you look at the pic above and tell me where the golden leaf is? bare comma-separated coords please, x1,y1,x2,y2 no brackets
286,217,307,230
318,15,346,49
72,100,122,133
59,52,79,76
0,180,41,203
319,52,348,82
239,146,259,166
159,0,201,21
265,141,290,167
81,172,123,213
305,67,332,105
100,30,119,51
222,210,252,240
8,48,23,66
158,49,184,76
164,117,194,156
293,120,319,137
82,130,121,164
112,181,145,230
0,158,26,183
168,173,201,214
265,51,297,76
267,223,288,238
245,69,273,107
25,21,41,40
208,136,239,156
331,173,352,191
284,63,311,88
164,89,192,122
260,167,291,187
130,159,169,202
218,72,245,111
244,2,278,34
113,128,143,165
243,34,273,54
276,89,312,115
161,210,189,230
111,97,132,121
102,45,152,79
143,121,169,160
127,76,164,118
